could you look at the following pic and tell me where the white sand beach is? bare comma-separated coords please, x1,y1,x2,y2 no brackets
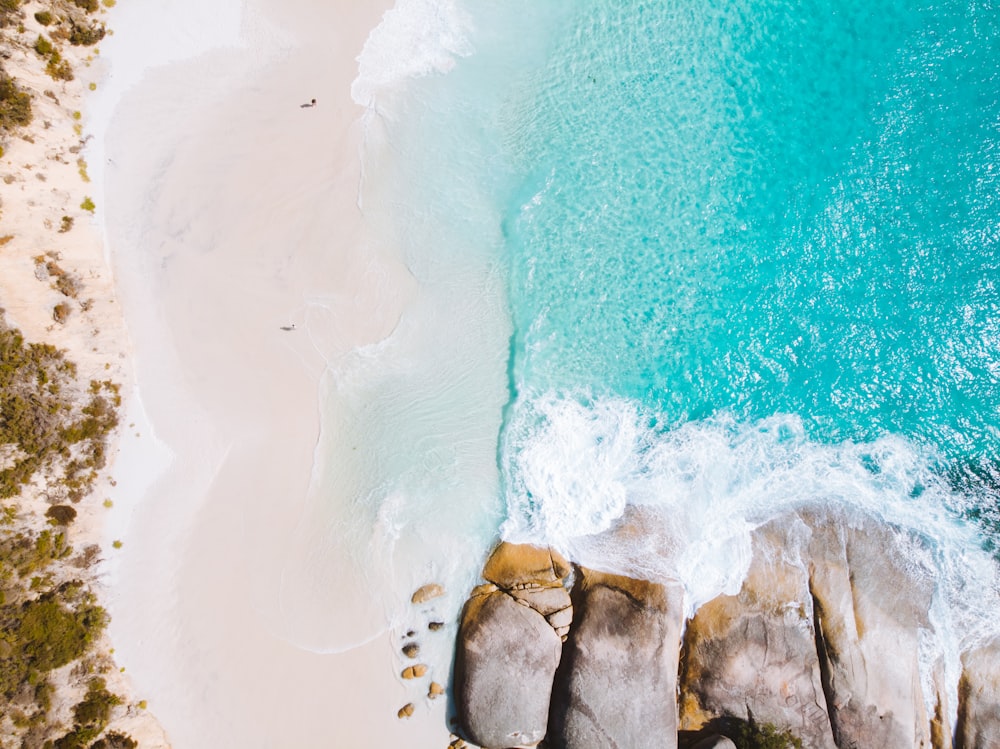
99,0,453,745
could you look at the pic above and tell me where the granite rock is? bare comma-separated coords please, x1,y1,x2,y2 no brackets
955,635,1000,749
455,587,563,748
550,570,684,749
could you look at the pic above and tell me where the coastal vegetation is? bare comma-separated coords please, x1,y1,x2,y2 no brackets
0,313,137,744
0,313,119,501
0,70,32,130
4,0,107,91
735,719,803,749
0,1,158,743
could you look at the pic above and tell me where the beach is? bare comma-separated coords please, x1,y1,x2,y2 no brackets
5,0,993,745
99,0,454,745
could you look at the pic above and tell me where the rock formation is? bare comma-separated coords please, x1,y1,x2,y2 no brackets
455,543,572,748
452,512,1000,748
678,518,838,749
955,636,1000,748
549,570,684,749
804,511,939,748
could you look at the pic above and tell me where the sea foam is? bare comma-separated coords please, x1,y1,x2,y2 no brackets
501,392,1000,727
501,394,999,628
351,0,474,111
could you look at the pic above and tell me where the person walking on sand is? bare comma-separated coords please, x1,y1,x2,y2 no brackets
301,98,317,109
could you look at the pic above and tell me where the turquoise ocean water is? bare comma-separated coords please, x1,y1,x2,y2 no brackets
340,0,1000,678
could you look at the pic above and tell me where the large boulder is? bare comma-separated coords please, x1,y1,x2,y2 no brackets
455,544,571,748
805,511,938,749
549,569,684,749
679,511,948,749
679,518,838,749
955,636,1000,748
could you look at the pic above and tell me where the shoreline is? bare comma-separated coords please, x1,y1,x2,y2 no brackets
100,0,452,745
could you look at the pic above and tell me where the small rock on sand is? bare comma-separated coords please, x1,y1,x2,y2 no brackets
428,621,445,631
398,703,415,719
401,664,428,680
411,583,446,604
429,681,445,699
402,642,420,658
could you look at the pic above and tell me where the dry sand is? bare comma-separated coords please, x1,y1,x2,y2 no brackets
99,0,453,746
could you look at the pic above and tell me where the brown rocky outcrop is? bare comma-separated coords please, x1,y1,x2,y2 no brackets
679,511,946,749
455,517,995,748
955,636,1000,748
455,543,572,748
483,543,571,588
679,519,838,749
549,569,684,749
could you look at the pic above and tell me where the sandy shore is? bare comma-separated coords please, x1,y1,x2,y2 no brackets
100,0,452,745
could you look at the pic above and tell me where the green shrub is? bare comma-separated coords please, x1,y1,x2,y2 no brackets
55,273,82,298
53,725,101,749
0,314,119,500
91,732,137,749
34,10,52,26
80,196,95,212
46,54,74,82
15,593,107,672
0,0,19,25
69,21,104,46
735,719,804,749
0,72,32,131
72,0,98,12
33,34,53,56
45,505,77,525
72,677,120,726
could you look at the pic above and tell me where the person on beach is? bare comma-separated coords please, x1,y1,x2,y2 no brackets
301,98,317,108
